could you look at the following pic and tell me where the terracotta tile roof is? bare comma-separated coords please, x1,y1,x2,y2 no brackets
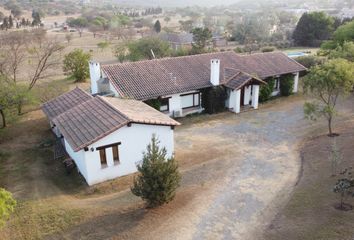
103,97,181,127
52,96,179,152
224,71,266,90
102,51,306,100
41,87,93,121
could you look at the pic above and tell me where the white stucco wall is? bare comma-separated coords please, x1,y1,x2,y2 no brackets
66,123,175,186
293,72,299,93
89,61,101,95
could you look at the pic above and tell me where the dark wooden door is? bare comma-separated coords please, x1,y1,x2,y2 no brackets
240,87,245,106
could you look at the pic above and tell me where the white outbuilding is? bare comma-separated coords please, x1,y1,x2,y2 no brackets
42,88,180,185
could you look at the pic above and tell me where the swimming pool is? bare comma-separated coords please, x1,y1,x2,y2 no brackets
287,52,308,58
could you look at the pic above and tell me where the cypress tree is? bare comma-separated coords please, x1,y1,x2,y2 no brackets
131,135,181,208
8,15,13,28
154,20,161,33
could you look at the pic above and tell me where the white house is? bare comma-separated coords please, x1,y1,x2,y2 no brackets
42,89,180,186
89,51,306,117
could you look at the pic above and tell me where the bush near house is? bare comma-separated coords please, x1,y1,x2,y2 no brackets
144,99,161,111
280,74,294,96
259,78,275,102
261,46,275,52
295,55,325,69
131,135,181,208
201,86,227,114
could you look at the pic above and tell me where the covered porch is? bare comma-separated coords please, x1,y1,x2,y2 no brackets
224,72,267,114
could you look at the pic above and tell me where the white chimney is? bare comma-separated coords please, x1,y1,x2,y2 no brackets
210,59,220,86
89,61,101,94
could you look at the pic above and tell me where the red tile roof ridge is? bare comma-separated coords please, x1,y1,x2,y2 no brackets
101,51,237,67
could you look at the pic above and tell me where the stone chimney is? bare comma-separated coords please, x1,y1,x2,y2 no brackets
89,61,101,94
210,59,220,86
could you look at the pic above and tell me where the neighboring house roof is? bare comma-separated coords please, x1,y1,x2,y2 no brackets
159,32,194,44
102,51,306,101
52,96,180,152
41,87,93,121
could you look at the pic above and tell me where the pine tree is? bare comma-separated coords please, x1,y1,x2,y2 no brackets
131,135,181,208
154,20,161,33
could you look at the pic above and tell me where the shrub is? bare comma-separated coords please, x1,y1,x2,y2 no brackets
144,99,161,111
131,135,181,208
259,78,275,102
295,55,324,69
0,188,16,227
280,74,294,96
261,46,275,52
201,86,227,114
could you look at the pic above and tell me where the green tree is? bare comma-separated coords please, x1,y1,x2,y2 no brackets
31,10,41,26
333,19,354,44
67,17,88,37
154,20,161,33
114,44,128,63
8,15,13,28
259,78,275,102
63,49,91,82
126,37,171,61
0,188,16,227
131,135,181,208
303,59,354,136
279,74,294,96
293,12,335,47
328,41,354,62
191,27,212,54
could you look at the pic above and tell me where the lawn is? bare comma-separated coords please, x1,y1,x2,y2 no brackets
265,122,354,240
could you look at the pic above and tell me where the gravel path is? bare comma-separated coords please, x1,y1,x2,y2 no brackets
174,96,310,240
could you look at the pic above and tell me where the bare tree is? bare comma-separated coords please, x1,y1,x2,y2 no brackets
0,31,29,83
27,39,64,90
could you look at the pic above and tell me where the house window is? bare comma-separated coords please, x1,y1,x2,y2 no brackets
160,98,170,112
97,142,121,168
112,145,120,165
99,149,107,168
181,92,200,109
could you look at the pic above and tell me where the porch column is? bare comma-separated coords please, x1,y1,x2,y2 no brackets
251,85,259,109
244,86,251,105
235,89,241,113
293,72,299,93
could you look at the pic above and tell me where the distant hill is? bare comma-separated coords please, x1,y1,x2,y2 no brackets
113,0,242,7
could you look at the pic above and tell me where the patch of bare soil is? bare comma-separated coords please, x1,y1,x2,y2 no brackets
264,122,354,240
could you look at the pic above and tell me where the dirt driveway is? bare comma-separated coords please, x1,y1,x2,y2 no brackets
163,96,308,240
2,95,353,240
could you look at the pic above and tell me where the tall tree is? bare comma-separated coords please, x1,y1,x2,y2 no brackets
333,19,354,44
126,37,171,61
191,27,212,53
67,17,88,37
131,135,181,208
154,20,161,33
63,49,91,82
8,15,13,28
303,59,354,136
293,12,335,47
